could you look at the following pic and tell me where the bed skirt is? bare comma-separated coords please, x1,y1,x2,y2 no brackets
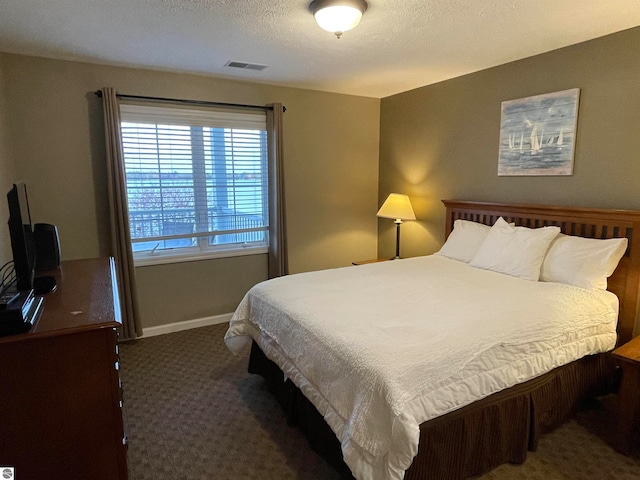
247,341,617,480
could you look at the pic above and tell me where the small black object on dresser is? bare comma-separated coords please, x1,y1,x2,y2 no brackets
0,288,43,336
33,223,61,271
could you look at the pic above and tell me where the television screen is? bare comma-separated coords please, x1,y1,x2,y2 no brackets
7,183,35,291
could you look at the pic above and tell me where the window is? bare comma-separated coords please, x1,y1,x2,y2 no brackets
120,104,269,265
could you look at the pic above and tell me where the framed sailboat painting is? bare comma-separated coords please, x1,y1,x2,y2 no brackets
497,88,580,176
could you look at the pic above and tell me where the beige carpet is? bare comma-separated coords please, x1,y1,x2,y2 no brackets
119,323,640,480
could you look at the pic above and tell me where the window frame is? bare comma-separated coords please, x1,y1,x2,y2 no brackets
119,104,269,266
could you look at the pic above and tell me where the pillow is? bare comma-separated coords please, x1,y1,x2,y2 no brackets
470,217,560,281
540,234,628,290
437,219,491,263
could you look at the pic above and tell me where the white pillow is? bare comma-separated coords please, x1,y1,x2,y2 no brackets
470,217,560,281
437,219,491,263
540,234,628,290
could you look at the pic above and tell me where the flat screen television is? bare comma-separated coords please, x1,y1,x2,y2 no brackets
7,183,35,291
6,184,56,294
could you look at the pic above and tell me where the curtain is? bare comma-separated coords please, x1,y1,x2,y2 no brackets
100,87,142,339
266,103,288,278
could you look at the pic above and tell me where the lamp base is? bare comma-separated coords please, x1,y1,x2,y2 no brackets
394,219,402,259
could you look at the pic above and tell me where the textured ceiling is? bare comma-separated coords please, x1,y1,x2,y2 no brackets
1,0,639,98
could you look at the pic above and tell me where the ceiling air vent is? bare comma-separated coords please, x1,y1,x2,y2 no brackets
224,61,268,71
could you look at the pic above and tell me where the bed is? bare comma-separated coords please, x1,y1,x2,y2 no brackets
225,200,640,480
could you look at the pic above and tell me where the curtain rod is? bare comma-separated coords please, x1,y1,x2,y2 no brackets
94,90,285,112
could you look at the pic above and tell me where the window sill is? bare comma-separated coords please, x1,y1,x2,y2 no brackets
133,246,268,268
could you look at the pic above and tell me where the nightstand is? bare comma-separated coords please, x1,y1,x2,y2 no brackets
352,258,393,265
612,335,640,455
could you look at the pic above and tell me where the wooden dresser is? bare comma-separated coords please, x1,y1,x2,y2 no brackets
0,258,128,480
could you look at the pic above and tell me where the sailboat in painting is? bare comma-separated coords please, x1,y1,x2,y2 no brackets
510,131,524,151
543,128,565,148
530,125,541,153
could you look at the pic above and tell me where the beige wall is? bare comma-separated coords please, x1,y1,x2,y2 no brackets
0,53,380,328
378,27,640,259
0,60,16,265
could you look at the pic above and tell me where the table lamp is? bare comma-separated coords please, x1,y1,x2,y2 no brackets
376,193,416,259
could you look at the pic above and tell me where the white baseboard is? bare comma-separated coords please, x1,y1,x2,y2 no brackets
141,313,233,338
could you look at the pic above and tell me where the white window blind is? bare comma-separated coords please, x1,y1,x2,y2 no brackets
119,104,268,263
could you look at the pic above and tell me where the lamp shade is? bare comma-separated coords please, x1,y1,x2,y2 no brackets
376,194,416,221
309,0,368,38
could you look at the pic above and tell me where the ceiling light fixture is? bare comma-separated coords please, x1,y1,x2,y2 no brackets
309,0,368,39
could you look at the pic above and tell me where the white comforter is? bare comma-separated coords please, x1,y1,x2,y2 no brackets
224,255,618,480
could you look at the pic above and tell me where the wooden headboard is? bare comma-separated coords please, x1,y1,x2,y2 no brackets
442,200,640,345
